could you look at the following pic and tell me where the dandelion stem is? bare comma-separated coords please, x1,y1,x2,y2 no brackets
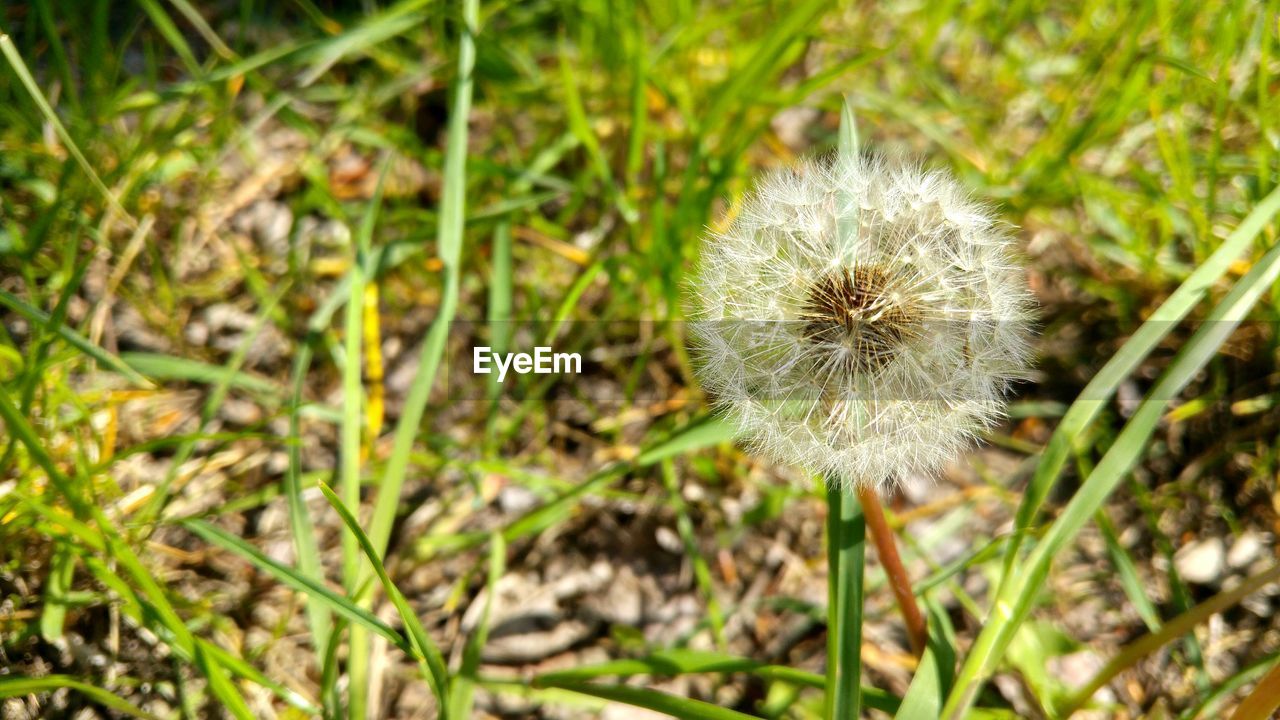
825,483,865,720
858,485,927,658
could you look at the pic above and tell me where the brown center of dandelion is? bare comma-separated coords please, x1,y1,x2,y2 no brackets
798,265,920,373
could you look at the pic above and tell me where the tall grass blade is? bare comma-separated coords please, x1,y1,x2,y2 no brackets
284,338,333,688
485,221,513,447
342,157,390,585
340,157,392,720
136,0,202,74
945,223,1280,720
1004,183,1280,568
837,95,861,247
367,0,479,568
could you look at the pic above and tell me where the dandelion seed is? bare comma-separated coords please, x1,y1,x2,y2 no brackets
690,152,1035,491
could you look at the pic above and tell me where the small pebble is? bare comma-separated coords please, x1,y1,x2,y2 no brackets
655,526,682,554
497,484,539,515
1228,530,1268,570
1174,537,1226,585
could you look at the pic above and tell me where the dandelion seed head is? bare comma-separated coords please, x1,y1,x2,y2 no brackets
689,153,1035,491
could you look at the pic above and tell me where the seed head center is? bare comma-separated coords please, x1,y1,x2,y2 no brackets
799,265,919,372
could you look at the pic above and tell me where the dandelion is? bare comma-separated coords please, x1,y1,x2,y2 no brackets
690,153,1034,491
689,113,1034,677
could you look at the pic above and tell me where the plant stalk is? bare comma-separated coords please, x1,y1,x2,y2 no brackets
857,485,927,658
825,483,865,720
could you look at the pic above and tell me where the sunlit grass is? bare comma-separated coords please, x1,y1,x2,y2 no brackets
2,0,1279,718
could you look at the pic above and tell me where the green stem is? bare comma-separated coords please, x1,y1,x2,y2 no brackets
825,482,866,720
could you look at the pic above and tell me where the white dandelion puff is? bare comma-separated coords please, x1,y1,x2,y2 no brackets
689,152,1035,491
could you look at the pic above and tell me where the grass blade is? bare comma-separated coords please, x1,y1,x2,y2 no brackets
0,34,136,230
342,156,389,586
296,4,428,87
1228,657,1280,720
660,459,725,647
190,634,320,714
1004,183,1280,566
76,548,325,712
340,157,392,720
501,416,734,544
1096,509,1161,632
636,415,735,466
136,0,202,74
1182,654,1280,720
183,519,413,655
418,415,737,558
0,676,159,719
0,289,150,388
103,538,255,718
284,338,333,690
345,0,478,709
700,0,828,134
945,224,1280,719
164,0,235,59
366,0,479,568
534,679,762,720
836,95,861,248
38,542,75,642
316,482,449,708
484,221,513,447
119,351,276,395
532,647,900,712
77,553,321,715
534,649,814,684
557,41,637,223
896,597,957,719
448,533,506,719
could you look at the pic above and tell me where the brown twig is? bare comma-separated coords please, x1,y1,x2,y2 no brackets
857,485,927,658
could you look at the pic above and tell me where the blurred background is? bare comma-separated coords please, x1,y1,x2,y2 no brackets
1,1,1279,718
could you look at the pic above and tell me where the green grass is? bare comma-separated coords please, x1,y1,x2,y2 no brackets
2,0,1279,718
